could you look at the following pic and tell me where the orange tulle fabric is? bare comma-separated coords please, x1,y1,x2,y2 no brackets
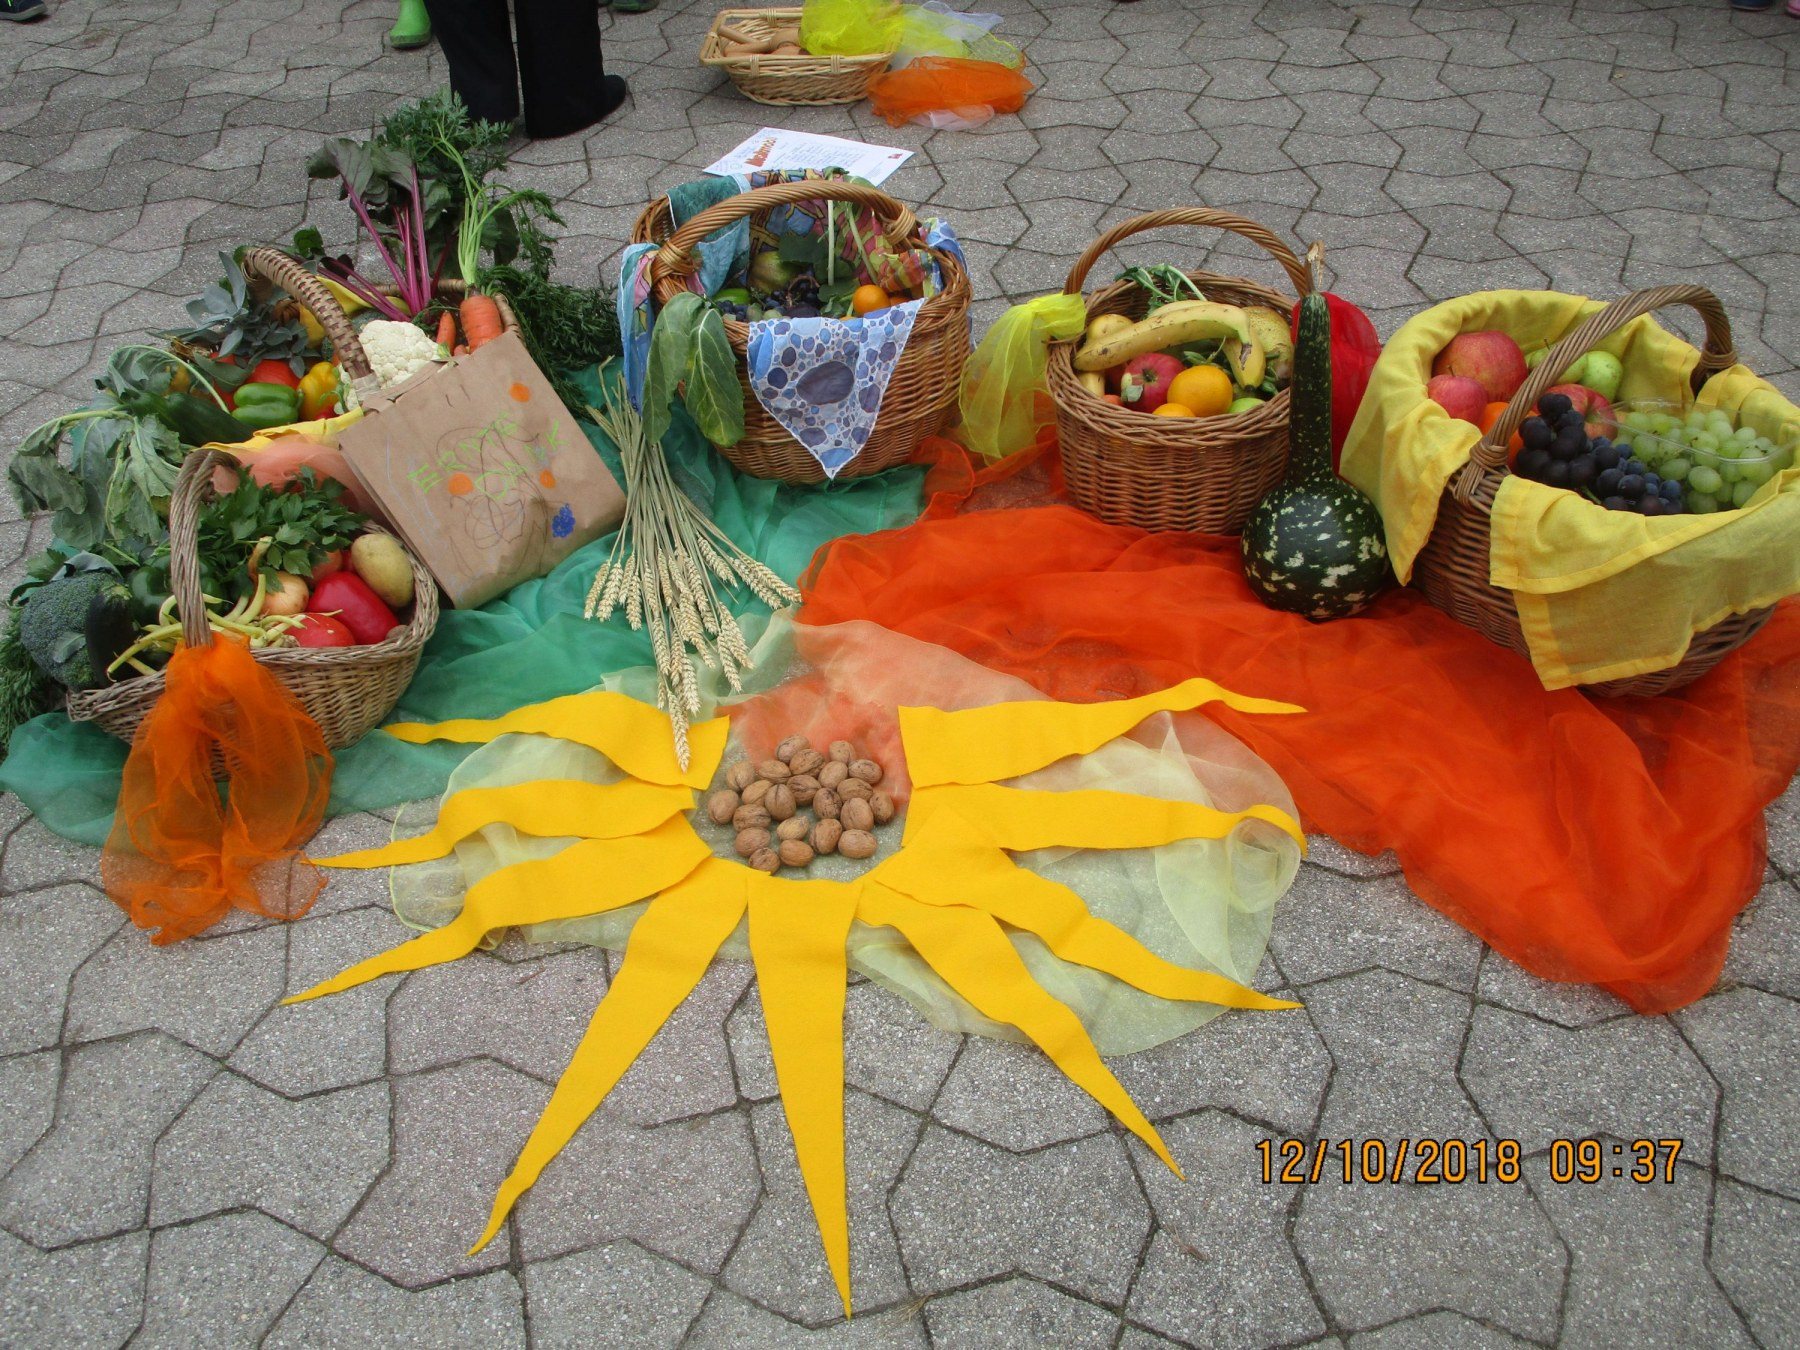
101,637,331,944
866,57,1035,126
802,436,1800,1012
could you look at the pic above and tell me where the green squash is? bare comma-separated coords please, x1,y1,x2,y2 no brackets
1240,291,1388,621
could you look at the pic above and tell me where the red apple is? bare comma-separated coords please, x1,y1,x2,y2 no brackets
1432,330,1528,403
1426,373,1488,425
1119,353,1185,413
1544,384,1617,439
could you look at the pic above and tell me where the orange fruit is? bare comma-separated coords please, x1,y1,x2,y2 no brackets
1478,400,1525,461
1153,402,1196,418
851,284,891,315
1166,364,1233,417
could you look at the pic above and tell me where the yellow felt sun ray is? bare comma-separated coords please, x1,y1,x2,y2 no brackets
311,780,697,870
471,858,750,1253
382,691,727,789
285,819,710,1003
747,872,860,1316
899,676,1304,788
903,782,1304,852
856,881,1181,1176
880,813,1298,1013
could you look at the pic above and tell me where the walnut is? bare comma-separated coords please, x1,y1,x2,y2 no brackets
837,777,872,802
743,779,773,806
787,774,820,806
776,735,810,764
765,784,797,820
869,791,895,825
732,803,772,831
776,816,811,842
735,827,771,858
726,760,757,792
749,847,781,874
818,761,848,789
778,839,815,868
839,797,875,832
848,758,883,785
811,818,843,854
757,758,792,783
707,791,740,825
788,748,825,777
813,787,841,820
838,829,877,860
828,740,856,764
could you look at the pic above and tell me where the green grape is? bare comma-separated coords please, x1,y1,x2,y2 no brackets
1731,426,1759,445
1720,460,1744,484
1773,445,1795,473
1740,459,1775,488
1690,432,1720,455
1635,439,1667,467
1708,414,1735,438
1731,480,1755,509
1661,457,1691,483
1685,412,1710,433
1686,489,1718,514
1688,465,1723,495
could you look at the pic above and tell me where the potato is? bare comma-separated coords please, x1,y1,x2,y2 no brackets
350,534,415,608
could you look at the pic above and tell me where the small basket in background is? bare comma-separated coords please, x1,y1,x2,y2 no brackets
701,8,891,106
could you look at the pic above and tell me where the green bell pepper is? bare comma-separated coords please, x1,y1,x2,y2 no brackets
231,382,301,431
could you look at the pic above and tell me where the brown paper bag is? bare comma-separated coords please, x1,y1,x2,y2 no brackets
335,331,624,609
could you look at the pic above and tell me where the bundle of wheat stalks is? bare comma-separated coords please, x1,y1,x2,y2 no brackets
584,395,800,768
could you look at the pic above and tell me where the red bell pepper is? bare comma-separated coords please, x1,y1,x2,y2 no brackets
249,358,301,389
1292,293,1382,471
307,573,400,645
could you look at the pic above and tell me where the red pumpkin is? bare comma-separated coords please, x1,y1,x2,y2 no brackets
1292,293,1381,470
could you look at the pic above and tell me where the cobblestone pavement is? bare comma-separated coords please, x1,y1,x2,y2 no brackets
3,0,1800,1345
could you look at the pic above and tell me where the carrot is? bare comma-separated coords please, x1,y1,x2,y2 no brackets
460,293,504,351
453,344,470,357
436,311,458,348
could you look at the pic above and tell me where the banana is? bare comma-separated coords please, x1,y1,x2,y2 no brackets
1243,306,1294,385
317,275,371,318
1225,336,1266,389
1074,301,1254,372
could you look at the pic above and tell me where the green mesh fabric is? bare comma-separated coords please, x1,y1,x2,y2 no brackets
0,367,929,844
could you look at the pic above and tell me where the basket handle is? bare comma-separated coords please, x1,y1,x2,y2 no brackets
648,179,920,305
1061,208,1314,299
166,449,239,649
1455,284,1738,497
241,246,381,398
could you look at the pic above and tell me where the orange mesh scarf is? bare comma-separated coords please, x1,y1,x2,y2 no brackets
102,637,332,944
801,436,1800,1012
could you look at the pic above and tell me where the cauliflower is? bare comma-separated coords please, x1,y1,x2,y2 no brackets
359,319,444,388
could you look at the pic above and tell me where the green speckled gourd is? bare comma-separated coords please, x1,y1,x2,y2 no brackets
1240,290,1388,620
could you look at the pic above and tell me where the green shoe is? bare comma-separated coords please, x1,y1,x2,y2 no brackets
388,0,431,49
609,0,660,12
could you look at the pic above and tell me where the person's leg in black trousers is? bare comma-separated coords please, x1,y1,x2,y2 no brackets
423,0,627,139
423,0,522,124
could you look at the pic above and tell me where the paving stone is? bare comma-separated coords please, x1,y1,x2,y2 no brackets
0,881,124,1054
524,1240,712,1349
1,1032,213,1247
151,1070,388,1241
1525,1155,1751,1349
1270,867,1481,992
1475,950,1633,1028
1346,1312,1534,1349
1721,874,1800,997
1675,987,1800,1200
1462,1003,1716,1157
65,921,285,1055
686,1287,928,1347
1112,994,1325,1133
1127,1112,1325,1349
891,1126,1149,1304
607,959,750,1127
0,1050,58,1178
137,1210,323,1348
931,1034,1109,1152
925,1275,1119,1348
1709,1178,1800,1350
514,1101,760,1272
265,1259,527,1349
0,1228,148,1350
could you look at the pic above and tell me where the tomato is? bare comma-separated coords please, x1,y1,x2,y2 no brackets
307,572,400,645
291,613,357,648
249,358,301,389
312,549,349,579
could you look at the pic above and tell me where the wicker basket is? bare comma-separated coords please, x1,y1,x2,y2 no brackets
700,8,891,106
639,178,971,483
1046,209,1315,535
1412,284,1772,698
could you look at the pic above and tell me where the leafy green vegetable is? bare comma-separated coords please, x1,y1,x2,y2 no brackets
1119,264,1206,312
178,468,365,605
475,263,620,416
644,291,701,446
161,251,309,364
684,308,746,448
0,603,57,759
15,556,134,692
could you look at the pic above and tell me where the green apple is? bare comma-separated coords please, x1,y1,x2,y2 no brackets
1578,350,1623,402
1561,352,1589,385
1525,348,1547,371
1228,396,1265,414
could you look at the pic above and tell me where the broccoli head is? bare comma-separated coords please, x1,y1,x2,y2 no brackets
18,569,135,691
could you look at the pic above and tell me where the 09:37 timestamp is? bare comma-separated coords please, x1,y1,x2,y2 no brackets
1255,1137,1683,1185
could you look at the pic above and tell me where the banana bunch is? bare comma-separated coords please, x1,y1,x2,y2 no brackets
1075,302,1296,391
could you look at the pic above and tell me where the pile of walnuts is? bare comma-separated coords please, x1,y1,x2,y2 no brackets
707,735,894,874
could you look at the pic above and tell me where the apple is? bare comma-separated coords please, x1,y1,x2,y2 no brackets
1432,330,1528,403
1426,373,1489,425
1575,351,1623,401
1545,384,1618,438
1118,352,1185,413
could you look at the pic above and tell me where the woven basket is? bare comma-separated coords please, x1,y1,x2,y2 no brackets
1046,209,1315,535
639,178,971,483
700,8,890,106
1412,284,1772,697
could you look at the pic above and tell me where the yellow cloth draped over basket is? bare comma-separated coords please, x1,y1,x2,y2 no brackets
1342,290,1800,688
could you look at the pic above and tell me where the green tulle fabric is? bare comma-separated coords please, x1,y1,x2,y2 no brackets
0,367,929,845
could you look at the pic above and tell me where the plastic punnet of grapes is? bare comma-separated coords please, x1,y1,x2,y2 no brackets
1741,460,1775,488
1689,465,1724,496
1731,480,1755,509
1662,457,1691,483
